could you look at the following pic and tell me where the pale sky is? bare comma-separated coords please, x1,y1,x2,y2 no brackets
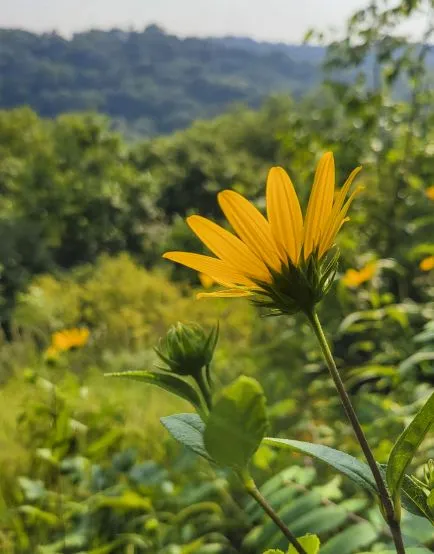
0,0,428,43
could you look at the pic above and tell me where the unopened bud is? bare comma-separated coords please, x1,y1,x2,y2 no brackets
155,322,218,377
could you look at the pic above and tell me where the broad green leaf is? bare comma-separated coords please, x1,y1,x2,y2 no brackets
288,535,320,554
263,550,284,554
160,413,212,462
105,370,204,413
387,392,434,508
204,376,268,470
264,438,377,494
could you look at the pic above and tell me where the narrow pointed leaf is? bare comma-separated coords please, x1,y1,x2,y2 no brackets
265,438,377,494
387,392,434,507
105,370,204,412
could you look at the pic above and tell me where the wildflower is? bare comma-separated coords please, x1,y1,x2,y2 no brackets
420,256,434,272
342,261,377,288
51,328,90,352
425,186,434,201
164,152,362,315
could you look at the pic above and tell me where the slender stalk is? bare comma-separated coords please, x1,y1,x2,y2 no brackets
307,310,406,554
197,366,212,410
240,470,307,554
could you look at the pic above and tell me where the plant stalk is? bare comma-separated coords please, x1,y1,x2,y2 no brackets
307,310,406,554
240,470,307,554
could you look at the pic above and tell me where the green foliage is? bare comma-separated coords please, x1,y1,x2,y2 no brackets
264,438,377,495
0,1,434,551
387,391,434,516
263,533,320,553
0,27,320,136
161,413,212,462
204,377,268,470
107,371,206,414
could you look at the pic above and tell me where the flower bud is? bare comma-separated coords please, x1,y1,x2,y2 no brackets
423,459,434,490
155,322,218,377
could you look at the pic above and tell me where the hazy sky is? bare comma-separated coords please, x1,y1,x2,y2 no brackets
0,0,428,43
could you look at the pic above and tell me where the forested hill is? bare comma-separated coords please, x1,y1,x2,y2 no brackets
0,25,322,136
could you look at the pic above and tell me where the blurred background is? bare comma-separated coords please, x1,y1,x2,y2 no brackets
0,1,433,552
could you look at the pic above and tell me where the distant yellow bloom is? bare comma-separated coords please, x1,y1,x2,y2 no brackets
198,273,215,289
164,152,362,314
425,186,434,201
342,261,377,288
420,256,434,272
51,328,90,352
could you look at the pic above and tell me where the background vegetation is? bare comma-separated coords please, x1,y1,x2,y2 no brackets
0,0,433,552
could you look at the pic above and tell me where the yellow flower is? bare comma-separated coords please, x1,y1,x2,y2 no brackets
164,152,362,314
420,256,434,272
342,261,377,288
51,328,90,352
425,186,434,201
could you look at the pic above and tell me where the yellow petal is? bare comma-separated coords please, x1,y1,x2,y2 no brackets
197,289,253,299
163,252,254,286
342,269,362,288
187,215,270,282
266,167,303,264
320,166,362,256
218,190,282,272
303,152,335,259
425,186,434,201
420,255,434,271
198,273,215,288
319,186,363,257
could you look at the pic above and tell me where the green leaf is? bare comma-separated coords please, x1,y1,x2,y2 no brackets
401,475,434,521
264,438,377,494
105,370,204,412
204,376,268,470
387,392,434,509
320,522,377,554
160,413,212,462
287,534,320,553
263,535,320,554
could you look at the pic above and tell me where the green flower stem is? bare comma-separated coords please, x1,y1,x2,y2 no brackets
240,469,307,554
308,310,406,554
197,367,212,410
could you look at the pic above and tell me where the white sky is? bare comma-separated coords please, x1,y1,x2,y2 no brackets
0,0,428,43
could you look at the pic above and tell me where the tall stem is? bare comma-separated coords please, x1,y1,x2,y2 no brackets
240,470,307,554
307,310,406,554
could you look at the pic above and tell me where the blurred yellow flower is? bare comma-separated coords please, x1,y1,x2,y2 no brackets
342,261,377,288
51,328,90,352
420,256,434,272
198,273,215,289
164,152,362,313
44,345,60,360
425,186,434,201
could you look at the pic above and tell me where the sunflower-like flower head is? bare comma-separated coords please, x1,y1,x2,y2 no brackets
51,327,90,352
155,321,219,377
164,152,362,316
